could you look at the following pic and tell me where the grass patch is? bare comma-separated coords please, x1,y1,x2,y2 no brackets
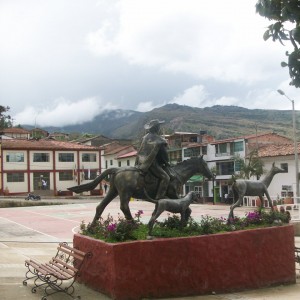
0,200,66,208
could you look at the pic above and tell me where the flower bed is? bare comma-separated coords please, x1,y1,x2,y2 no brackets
74,224,295,300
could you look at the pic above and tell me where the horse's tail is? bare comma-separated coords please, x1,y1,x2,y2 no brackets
68,168,118,194
143,188,158,204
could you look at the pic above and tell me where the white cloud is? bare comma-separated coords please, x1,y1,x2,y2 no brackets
215,96,239,106
136,101,157,112
86,0,285,84
169,85,208,107
13,97,116,127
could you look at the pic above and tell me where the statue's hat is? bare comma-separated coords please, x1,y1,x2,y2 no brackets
144,119,165,130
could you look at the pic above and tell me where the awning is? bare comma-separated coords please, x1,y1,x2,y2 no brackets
187,175,203,183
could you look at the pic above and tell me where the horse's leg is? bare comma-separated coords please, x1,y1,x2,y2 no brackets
91,188,118,225
148,205,163,235
148,205,159,235
119,192,134,220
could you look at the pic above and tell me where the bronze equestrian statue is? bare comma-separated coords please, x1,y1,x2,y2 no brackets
68,120,213,225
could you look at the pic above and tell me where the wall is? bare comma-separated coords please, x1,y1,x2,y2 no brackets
74,225,295,300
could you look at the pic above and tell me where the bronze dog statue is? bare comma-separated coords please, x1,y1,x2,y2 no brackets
145,190,198,235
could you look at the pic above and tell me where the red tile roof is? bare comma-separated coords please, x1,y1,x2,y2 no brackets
258,143,299,158
104,144,135,155
210,132,289,145
1,139,99,151
2,127,30,134
117,150,137,159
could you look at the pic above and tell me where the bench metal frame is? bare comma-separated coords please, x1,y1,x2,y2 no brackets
23,242,91,300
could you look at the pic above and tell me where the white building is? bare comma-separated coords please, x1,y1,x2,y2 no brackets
258,143,300,199
1,138,101,196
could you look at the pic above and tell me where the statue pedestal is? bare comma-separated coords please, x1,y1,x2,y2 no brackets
74,225,295,300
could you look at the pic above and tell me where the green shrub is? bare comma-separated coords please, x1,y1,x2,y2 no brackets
80,209,290,243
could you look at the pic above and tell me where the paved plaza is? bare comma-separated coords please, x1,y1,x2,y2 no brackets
0,196,300,299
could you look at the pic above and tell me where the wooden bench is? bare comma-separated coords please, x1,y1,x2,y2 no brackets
23,242,92,300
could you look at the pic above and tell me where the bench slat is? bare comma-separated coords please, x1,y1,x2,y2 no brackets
58,243,86,256
52,257,78,273
45,263,73,279
57,247,85,261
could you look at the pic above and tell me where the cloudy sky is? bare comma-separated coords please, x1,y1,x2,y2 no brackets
0,0,298,127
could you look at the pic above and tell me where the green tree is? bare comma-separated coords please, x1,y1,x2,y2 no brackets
0,106,12,130
256,0,300,87
233,150,264,180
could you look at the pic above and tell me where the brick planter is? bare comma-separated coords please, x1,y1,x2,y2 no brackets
74,225,295,300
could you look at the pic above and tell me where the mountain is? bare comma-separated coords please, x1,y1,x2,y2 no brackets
23,104,298,141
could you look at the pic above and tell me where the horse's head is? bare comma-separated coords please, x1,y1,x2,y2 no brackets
197,155,213,180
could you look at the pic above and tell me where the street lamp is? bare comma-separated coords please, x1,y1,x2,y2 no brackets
277,89,299,198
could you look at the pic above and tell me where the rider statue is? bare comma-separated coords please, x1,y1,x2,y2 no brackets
135,119,170,200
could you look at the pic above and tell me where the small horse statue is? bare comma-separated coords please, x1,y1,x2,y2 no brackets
68,156,213,225
228,162,286,220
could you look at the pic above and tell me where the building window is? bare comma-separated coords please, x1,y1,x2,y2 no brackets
202,146,207,155
105,160,108,169
219,143,227,153
59,171,73,181
183,147,200,157
6,152,24,162
110,160,113,166
7,172,24,182
280,163,288,172
234,141,244,152
58,153,74,162
118,161,121,167
33,153,50,162
82,153,97,162
127,160,130,166
216,161,234,175
234,160,241,171
84,170,97,180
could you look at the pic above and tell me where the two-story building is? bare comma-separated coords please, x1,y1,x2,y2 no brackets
1,139,101,196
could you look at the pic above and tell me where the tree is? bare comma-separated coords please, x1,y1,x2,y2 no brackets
233,150,264,180
0,106,12,130
256,0,300,87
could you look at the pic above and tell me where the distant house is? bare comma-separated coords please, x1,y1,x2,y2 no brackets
30,128,49,139
102,142,136,170
48,132,70,140
1,138,101,196
166,131,215,164
116,150,137,168
1,127,30,139
73,135,113,147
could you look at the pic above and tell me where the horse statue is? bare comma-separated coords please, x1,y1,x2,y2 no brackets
228,162,286,220
68,156,213,225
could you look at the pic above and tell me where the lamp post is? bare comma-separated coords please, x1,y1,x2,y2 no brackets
277,89,299,198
